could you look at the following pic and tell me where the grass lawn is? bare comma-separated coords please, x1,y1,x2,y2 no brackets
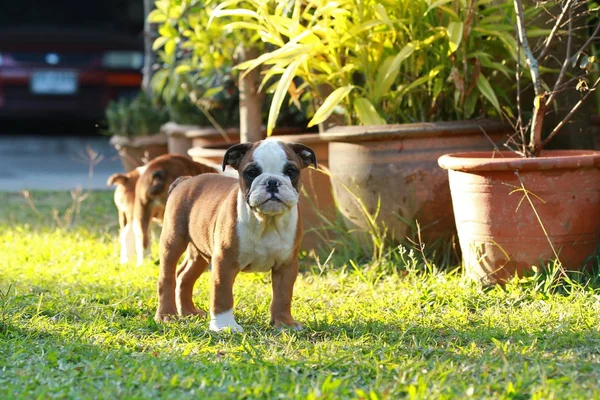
1,190,599,399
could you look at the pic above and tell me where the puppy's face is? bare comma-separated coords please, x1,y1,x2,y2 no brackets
223,140,317,216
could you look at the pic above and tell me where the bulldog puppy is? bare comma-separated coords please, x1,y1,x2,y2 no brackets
154,140,317,332
131,154,217,266
107,167,142,264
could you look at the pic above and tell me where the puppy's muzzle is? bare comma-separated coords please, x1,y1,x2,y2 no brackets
265,179,280,194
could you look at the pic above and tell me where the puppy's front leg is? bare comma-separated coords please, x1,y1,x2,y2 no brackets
209,256,242,332
270,260,302,330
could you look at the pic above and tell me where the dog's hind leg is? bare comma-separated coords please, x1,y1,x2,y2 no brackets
155,224,187,322
133,202,153,266
176,244,209,318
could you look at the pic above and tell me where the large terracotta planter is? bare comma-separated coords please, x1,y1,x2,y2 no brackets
188,133,336,254
319,120,510,246
109,133,169,172
438,150,600,284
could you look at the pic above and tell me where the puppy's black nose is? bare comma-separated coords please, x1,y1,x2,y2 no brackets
266,179,279,193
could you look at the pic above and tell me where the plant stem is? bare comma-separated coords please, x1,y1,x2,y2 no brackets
541,77,600,148
537,0,575,61
544,4,573,109
513,0,544,156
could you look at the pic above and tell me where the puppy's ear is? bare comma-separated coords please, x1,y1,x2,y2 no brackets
222,143,253,171
289,143,317,169
107,173,128,187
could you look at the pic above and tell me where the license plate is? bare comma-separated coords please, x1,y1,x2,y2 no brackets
30,71,78,95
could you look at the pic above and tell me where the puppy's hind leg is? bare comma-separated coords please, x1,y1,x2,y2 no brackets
155,226,187,322
119,223,136,264
176,244,209,318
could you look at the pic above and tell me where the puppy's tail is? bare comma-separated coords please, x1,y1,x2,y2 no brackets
148,170,168,196
107,173,128,187
168,175,192,197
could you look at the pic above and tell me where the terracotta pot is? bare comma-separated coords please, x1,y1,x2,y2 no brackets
164,122,306,157
438,150,600,284
109,134,169,172
188,134,336,254
319,120,510,247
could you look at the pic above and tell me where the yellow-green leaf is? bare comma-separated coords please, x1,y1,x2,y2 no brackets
147,9,167,23
307,86,353,128
155,0,169,14
152,36,169,51
164,38,176,58
354,97,386,126
476,74,501,113
174,65,192,74
158,24,178,39
447,21,463,54
267,58,303,136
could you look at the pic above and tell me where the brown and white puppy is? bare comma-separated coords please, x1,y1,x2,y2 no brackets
108,154,216,265
155,140,316,332
107,167,141,264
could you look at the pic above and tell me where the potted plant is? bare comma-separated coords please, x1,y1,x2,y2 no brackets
216,0,517,250
438,0,600,284
152,53,241,155
149,0,268,144
104,91,169,172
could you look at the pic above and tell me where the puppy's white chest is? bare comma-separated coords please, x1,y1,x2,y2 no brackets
236,204,297,273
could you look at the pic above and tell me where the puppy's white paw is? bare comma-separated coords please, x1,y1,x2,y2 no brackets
119,224,136,264
136,246,151,266
209,309,244,333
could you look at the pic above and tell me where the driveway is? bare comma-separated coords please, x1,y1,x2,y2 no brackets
0,135,123,192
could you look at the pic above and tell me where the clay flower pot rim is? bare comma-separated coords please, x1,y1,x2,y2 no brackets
109,132,167,148
438,150,600,172
320,119,510,142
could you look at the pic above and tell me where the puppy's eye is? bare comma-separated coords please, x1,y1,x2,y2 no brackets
245,167,260,179
284,167,299,179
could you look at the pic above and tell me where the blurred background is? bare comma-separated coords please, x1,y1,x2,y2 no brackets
0,0,145,191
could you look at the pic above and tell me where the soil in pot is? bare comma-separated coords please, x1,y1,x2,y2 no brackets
438,150,600,284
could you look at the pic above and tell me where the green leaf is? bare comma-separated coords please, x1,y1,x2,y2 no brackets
375,4,393,28
476,74,501,113
152,36,169,51
307,86,354,128
267,58,303,136
354,97,386,126
447,22,463,54
373,43,415,103
424,0,453,16
147,9,167,23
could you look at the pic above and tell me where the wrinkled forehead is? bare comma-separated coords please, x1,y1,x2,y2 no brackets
248,140,299,173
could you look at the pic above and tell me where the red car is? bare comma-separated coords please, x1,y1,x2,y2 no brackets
0,1,144,121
